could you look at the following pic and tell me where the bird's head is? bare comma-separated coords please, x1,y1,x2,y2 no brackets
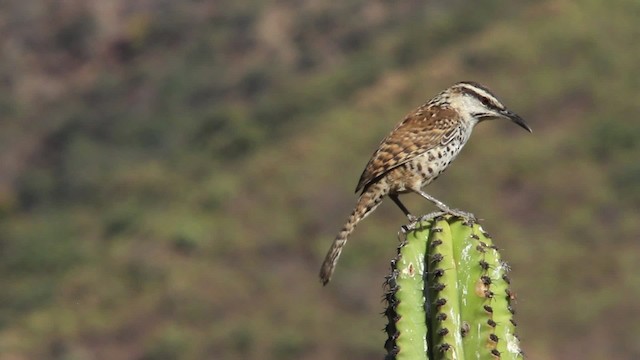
444,81,532,133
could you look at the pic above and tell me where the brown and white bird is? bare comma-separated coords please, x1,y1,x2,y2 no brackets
319,81,531,285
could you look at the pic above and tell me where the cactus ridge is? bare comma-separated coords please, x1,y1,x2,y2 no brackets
383,215,523,359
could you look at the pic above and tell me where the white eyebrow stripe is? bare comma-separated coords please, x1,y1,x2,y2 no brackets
458,83,505,110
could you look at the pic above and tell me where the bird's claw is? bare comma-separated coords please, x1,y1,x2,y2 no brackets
401,209,477,233
446,208,478,223
401,211,446,232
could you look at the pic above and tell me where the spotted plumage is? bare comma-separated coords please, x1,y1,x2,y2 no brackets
320,81,531,285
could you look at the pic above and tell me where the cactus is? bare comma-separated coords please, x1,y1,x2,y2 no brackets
384,215,522,360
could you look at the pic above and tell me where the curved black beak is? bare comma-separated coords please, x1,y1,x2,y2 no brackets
501,110,532,133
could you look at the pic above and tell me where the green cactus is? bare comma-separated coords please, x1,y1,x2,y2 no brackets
384,215,522,360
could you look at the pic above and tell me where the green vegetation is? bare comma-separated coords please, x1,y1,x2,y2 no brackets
385,216,520,359
1,0,640,359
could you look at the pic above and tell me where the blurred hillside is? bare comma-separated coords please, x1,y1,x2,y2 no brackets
1,0,639,359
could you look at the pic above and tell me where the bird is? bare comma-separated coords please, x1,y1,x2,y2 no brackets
319,81,532,285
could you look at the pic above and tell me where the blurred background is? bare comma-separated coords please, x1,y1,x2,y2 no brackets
0,0,639,359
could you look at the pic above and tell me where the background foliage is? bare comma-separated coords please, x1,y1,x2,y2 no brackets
1,0,639,359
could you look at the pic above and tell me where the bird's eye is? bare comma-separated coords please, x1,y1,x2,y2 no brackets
478,96,496,109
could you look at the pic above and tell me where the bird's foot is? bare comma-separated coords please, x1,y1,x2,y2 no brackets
400,223,412,234
400,214,419,233
443,208,478,223
402,211,446,232
419,211,447,221
401,210,478,233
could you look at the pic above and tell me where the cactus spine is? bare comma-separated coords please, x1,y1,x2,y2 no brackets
384,215,522,360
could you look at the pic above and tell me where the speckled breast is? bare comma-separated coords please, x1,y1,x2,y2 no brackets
408,132,468,188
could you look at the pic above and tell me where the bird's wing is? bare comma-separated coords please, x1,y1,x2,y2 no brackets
354,106,461,193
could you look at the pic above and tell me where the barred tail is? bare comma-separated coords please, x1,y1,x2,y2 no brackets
319,185,388,285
